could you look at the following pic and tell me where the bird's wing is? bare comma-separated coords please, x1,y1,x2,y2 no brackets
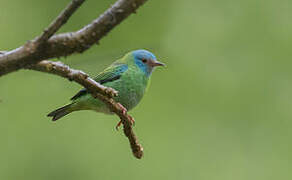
70,63,128,100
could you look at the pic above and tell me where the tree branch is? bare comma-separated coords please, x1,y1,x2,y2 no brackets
36,0,85,44
0,0,148,159
27,61,144,159
0,0,148,76
27,60,118,98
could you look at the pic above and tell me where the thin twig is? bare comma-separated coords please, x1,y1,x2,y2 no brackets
28,60,144,159
0,0,148,76
36,0,85,44
0,0,147,159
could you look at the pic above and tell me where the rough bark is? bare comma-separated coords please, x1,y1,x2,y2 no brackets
0,0,148,76
0,0,148,159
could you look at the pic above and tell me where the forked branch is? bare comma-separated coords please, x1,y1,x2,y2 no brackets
0,0,148,76
0,0,148,159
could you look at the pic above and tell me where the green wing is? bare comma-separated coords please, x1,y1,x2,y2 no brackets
93,63,128,83
70,63,128,100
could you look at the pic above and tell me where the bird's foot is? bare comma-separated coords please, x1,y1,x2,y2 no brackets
128,115,135,126
115,116,135,131
115,103,135,130
117,103,127,115
115,120,122,131
115,103,127,130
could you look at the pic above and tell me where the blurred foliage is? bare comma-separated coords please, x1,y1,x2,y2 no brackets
1,0,292,179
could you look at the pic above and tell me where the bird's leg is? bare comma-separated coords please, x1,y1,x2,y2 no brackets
115,120,122,130
115,103,127,130
115,103,135,130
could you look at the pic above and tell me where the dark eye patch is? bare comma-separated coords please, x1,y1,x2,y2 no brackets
141,59,147,63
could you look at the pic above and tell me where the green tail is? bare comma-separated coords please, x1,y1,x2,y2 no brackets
47,104,73,121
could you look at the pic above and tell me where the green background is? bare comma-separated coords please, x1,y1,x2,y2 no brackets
1,0,292,179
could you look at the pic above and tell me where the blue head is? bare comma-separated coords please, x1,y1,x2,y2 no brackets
131,49,165,77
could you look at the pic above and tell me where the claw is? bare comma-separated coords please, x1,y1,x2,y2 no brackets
128,115,135,126
115,120,122,131
115,103,135,130
115,103,127,130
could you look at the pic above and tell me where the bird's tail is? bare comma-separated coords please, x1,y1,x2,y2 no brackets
47,103,74,121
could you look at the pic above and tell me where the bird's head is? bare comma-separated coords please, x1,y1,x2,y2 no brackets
126,49,165,77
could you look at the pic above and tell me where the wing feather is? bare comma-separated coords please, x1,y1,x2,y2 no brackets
70,64,128,100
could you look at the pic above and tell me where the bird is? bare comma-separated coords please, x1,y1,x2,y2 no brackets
47,49,165,129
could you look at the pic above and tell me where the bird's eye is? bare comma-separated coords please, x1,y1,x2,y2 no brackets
141,59,147,63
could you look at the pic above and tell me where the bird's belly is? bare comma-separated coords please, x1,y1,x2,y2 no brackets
112,80,145,111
